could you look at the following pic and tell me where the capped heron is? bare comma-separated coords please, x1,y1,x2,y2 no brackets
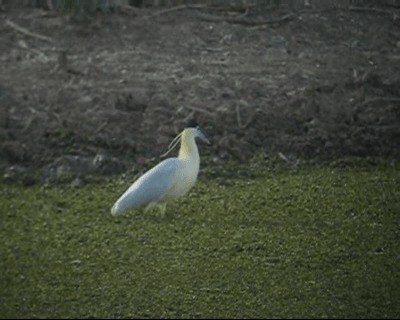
111,122,210,217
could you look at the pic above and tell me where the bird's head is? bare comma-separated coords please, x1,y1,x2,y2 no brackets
185,120,211,145
161,120,210,157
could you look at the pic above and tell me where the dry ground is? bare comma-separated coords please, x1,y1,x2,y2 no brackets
1,4,399,182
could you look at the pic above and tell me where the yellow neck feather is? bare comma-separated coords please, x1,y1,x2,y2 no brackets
178,129,198,159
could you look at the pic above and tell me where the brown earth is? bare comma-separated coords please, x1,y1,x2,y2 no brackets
0,4,399,183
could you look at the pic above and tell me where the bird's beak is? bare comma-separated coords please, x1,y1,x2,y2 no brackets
197,130,211,145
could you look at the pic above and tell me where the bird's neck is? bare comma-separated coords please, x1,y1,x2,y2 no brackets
178,130,199,163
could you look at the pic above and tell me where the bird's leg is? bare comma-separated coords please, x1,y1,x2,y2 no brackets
145,203,156,215
145,202,167,220
158,203,167,219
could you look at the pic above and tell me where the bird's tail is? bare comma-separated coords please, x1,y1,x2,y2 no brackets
111,200,125,216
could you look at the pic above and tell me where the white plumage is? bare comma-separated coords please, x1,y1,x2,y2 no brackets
111,125,209,217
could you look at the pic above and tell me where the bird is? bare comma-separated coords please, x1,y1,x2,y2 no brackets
111,121,210,217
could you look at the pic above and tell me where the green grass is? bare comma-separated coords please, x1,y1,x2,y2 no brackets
0,164,399,318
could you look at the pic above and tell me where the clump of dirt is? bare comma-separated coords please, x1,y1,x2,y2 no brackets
0,4,399,182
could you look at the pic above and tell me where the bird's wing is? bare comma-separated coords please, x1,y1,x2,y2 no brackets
111,158,181,215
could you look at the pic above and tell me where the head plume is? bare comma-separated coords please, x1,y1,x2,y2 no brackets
185,119,199,129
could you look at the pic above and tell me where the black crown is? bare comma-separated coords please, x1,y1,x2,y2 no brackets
186,119,199,129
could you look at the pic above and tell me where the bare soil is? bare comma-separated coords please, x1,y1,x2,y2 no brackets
1,4,399,182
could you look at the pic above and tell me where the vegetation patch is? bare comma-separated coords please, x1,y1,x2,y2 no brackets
1,164,399,318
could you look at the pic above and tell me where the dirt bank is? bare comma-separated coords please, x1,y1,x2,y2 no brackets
1,4,399,182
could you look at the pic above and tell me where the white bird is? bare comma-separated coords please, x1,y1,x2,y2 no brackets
111,122,210,217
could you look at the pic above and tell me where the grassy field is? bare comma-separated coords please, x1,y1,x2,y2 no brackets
0,163,399,318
